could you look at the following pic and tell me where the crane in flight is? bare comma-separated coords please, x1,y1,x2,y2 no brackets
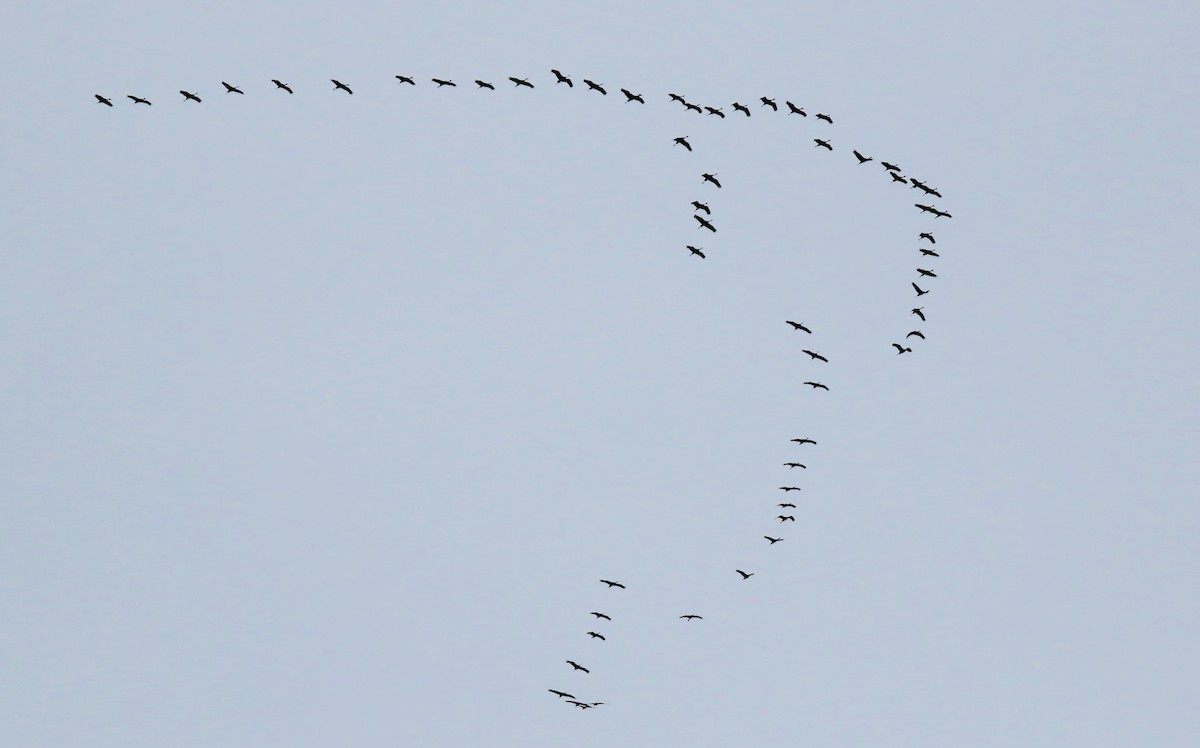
475,80,495,90
95,94,113,106
599,579,625,589
272,79,293,93
786,321,812,333
431,78,456,87
701,173,721,188
331,79,352,94
786,101,806,115
551,69,573,86
680,614,703,621
760,96,777,110
566,660,590,673
179,90,201,102
127,95,151,105
732,102,751,116
583,79,606,94
694,215,717,232
673,136,692,151
736,570,755,579
620,88,644,103
395,75,416,85
221,82,243,95
687,246,706,259
510,77,535,88
764,536,784,544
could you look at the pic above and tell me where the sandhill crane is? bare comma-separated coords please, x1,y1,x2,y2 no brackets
919,232,935,243
668,92,686,104
778,515,796,522
802,350,828,362
912,179,943,197
680,614,703,621
920,248,939,257
930,207,952,219
332,79,352,94
760,96,777,110
127,95,151,105
803,381,829,390
566,700,594,709
95,94,113,106
566,660,590,673
764,536,784,544
786,321,812,333
587,631,606,640
590,611,611,620
736,570,755,579
779,486,802,492
620,88,644,103
395,75,416,85
890,172,909,184
221,82,243,95
915,204,937,215
882,161,901,172
917,268,937,278
583,79,606,94
906,330,926,339
893,343,913,354
692,201,710,214
791,438,817,445
432,78,456,87
702,173,721,188
510,77,534,88
549,689,575,699
732,102,750,116
816,112,833,123
272,79,293,93
179,90,201,102
673,136,692,151
786,101,806,115
705,106,725,118
694,215,717,232
600,579,625,589
814,138,832,150
475,80,495,90
853,150,873,164
551,70,573,86
913,282,929,296
912,307,926,321
779,502,797,508
684,102,702,113
784,462,807,469
687,246,706,259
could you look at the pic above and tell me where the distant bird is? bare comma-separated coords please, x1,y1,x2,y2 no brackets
600,579,625,589
803,381,829,390
431,78,456,87
881,161,901,172
790,438,817,445
673,136,692,151
912,307,926,321
732,102,750,117
684,102,702,113
179,90,201,102
680,614,703,621
890,172,909,184
917,268,937,278
893,343,913,354
475,80,495,90
510,77,534,88
913,282,929,296
816,112,833,123
915,204,937,215
912,179,942,197
395,75,416,85
127,95,151,105
919,232,936,244
583,79,606,94
779,502,796,508
906,330,926,339
736,570,755,579
567,700,595,709
701,173,721,188
786,101,806,115
551,69,573,86
814,138,832,150
221,82,243,95
779,486,802,492
620,88,644,103
784,463,807,469
272,79,293,93
778,515,796,522
549,689,575,699
760,96,777,110
590,612,611,620
764,536,784,544
802,350,828,362
920,248,940,257
692,201,711,214
705,106,725,118
687,245,706,259
853,150,873,164
694,215,717,232
786,321,812,333
587,631,606,640
930,207,952,219
668,92,687,105
332,79,352,94
95,94,113,106
566,660,590,673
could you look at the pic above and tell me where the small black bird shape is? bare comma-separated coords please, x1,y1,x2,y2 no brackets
332,79,352,94
549,689,575,699
919,232,936,243
760,96,777,110
786,101,806,115
791,438,816,445
732,102,750,116
510,77,534,88
882,161,902,172
736,570,755,579
95,94,113,106
179,90,201,102
702,173,721,188
778,515,796,522
913,282,929,296
551,69,573,86
590,611,611,620
804,381,829,390
600,579,625,589
853,150,873,164
673,136,692,151
587,631,606,640
814,139,832,150
705,106,725,118
802,350,828,362
567,700,594,709
694,215,717,232
893,343,913,354
779,502,796,508
915,204,936,215
784,463,807,469
764,536,784,544
920,248,940,257
786,321,812,333
566,660,590,673
890,172,909,184
621,88,644,103
685,102,703,113
583,79,606,94
692,201,711,214
395,75,416,85
687,245,706,259
221,82,243,95
816,112,833,123
912,307,926,321
680,614,703,621
432,78,456,87
906,330,926,339
127,95,151,105
272,79,293,93
779,486,802,492
930,207,953,219
475,80,495,90
668,92,687,104
917,268,937,278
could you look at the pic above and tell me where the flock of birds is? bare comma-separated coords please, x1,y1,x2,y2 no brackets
94,68,952,712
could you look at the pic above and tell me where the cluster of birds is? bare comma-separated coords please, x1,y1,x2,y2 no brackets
94,68,952,711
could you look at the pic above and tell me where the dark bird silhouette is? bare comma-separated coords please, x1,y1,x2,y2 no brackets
779,486,802,492
705,106,725,118
912,307,926,321
786,101,806,115
583,79,606,94
911,179,943,197
567,700,595,709
694,215,717,232
882,161,901,172
736,570,755,579
784,462,807,469
668,92,687,105
332,79,352,94
802,350,828,362
272,79,293,93
814,138,832,150
179,90,201,102
692,201,711,214
587,631,606,640
760,96,777,110
803,381,829,390
600,579,625,589
673,136,692,151
590,611,611,620
913,282,929,296
764,536,784,544
790,438,817,445
680,614,703,621
853,150,873,164
917,268,937,278
431,78,456,87
786,321,812,333
221,82,243,95
685,102,702,113
930,207,952,219
893,343,913,354
890,172,909,184
566,660,590,673
920,248,940,257
395,75,416,85
915,204,937,215
551,70,573,86
475,80,495,90
701,173,721,188
732,102,751,117
549,689,575,699
95,94,113,106
919,232,936,243
778,515,796,522
510,77,534,88
906,330,926,339
127,95,151,105
620,88,644,103
687,245,706,259
779,502,797,508
816,112,833,123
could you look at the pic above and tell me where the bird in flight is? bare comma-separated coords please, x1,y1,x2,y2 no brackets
680,614,703,621
95,94,113,106
475,80,495,90
778,515,796,522
906,330,926,339
687,245,706,259
920,248,940,257
332,79,352,94
915,203,937,215
621,88,644,103
791,437,816,445
760,96,777,110
684,102,702,113
549,689,575,699
702,173,721,188
583,79,606,94
566,660,590,673
567,700,595,709
668,92,687,105
784,462,806,469
705,106,725,118
272,79,293,93
917,268,937,278
764,536,784,544
510,77,534,88
221,82,243,95
803,381,830,390
395,75,416,85
912,307,926,321
893,343,913,355
816,112,833,123
890,172,909,184
551,69,573,86
694,215,717,232
587,631,606,640
814,138,833,150
919,232,935,243
881,161,902,172
692,201,711,214
786,101,806,115
930,207,953,219
786,321,811,333
779,502,796,508
590,611,611,620
432,78,456,87
911,179,942,197
179,90,201,102
600,579,625,589
853,150,873,164
673,136,692,151
732,102,751,117
779,486,802,492
736,569,755,579
912,282,929,296
802,350,828,362
127,95,151,105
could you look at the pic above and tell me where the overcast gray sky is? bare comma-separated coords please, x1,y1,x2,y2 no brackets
3,2,1198,746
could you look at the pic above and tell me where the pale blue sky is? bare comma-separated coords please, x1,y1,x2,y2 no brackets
3,2,1198,746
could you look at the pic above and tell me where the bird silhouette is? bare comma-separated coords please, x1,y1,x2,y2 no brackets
912,308,926,321
431,78,456,87
694,215,717,232
779,486,802,492
692,201,711,214
791,438,817,445
912,282,929,296
764,536,784,544
786,101,806,115
784,462,807,469
915,204,937,215
668,92,687,105
475,80,495,90
702,173,721,188
395,75,416,85
779,502,797,508
673,136,692,151
760,96,777,110
684,102,702,113
705,106,725,118
510,77,534,88
600,579,625,589
590,611,611,620
882,161,901,172
803,381,829,390
221,82,243,95
930,207,952,219
814,139,832,150
893,343,913,354
687,245,706,259
566,660,590,673
272,79,293,93
802,350,828,362
332,79,352,94
736,569,755,579
179,90,201,102
853,150,873,164
786,321,812,333
680,614,703,621
906,330,926,339
127,95,151,105
890,172,909,184
620,88,644,103
732,102,751,116
549,689,575,699
778,515,796,522
583,79,606,94
95,94,113,106
566,700,594,709
816,112,833,123
919,232,936,244
551,70,573,86
920,248,940,257
917,268,937,278
587,631,606,640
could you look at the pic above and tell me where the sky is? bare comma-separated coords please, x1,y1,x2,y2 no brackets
3,1,1199,746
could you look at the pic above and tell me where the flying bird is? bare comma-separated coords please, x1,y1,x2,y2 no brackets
893,343,913,354
551,69,573,86
736,570,755,579
510,77,534,88
917,268,937,277
431,78,457,87
332,79,352,94
919,233,936,244
566,660,590,673
882,161,901,172
701,173,721,188
692,201,710,214
680,614,703,621
784,463,807,469
95,94,113,106
915,204,937,215
890,172,909,184
127,95,151,105
620,88,644,103
816,112,833,123
930,207,952,219
549,689,575,699
179,90,201,102
779,486,802,492
920,248,940,257
673,136,692,151
583,79,606,94
587,631,606,640
760,96,777,110
853,150,873,164
786,321,812,333
272,79,293,93
475,80,495,90
814,138,832,150
687,245,706,259
913,282,929,296
684,102,702,113
590,612,611,620
912,179,943,197
694,215,717,232
779,502,796,508
790,438,816,445
705,106,725,118
395,75,416,85
567,700,595,709
912,307,926,321
803,381,829,390
764,536,784,544
786,101,806,115
732,102,750,116
802,350,828,362
221,82,243,95
600,579,625,589
668,92,687,104
778,515,796,522
906,330,926,339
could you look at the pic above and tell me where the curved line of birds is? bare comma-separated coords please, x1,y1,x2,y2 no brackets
94,69,952,712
